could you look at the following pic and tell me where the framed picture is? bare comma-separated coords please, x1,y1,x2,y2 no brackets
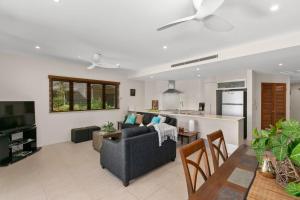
130,89,136,96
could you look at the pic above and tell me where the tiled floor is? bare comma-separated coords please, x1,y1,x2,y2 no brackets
0,141,211,200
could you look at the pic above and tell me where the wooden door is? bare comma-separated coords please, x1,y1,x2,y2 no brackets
261,83,286,129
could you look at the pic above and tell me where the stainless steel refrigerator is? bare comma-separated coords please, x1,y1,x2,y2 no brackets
217,90,247,138
221,91,244,116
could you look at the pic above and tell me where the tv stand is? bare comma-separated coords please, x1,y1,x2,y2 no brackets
0,125,41,166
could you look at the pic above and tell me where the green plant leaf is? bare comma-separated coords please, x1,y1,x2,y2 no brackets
271,134,288,161
288,139,300,156
290,143,300,166
253,128,260,138
254,148,265,165
282,120,300,140
251,137,269,164
269,125,277,136
286,182,300,197
261,130,271,138
272,145,288,161
276,119,283,130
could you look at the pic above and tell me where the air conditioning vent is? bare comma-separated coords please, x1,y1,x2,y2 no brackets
217,80,246,90
171,54,218,68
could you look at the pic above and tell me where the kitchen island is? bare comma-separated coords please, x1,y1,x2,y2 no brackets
133,110,244,153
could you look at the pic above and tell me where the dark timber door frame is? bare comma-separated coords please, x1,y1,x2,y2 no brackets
261,83,286,129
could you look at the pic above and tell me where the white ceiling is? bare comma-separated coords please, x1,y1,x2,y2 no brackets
1,0,300,70
141,46,300,82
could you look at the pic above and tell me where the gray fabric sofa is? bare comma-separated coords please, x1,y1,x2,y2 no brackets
100,126,176,186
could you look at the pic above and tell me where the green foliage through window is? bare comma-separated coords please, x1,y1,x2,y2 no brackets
52,81,70,112
49,76,119,112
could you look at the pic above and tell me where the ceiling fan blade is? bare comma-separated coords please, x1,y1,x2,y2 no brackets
87,63,96,70
99,63,121,69
157,15,196,31
192,0,204,11
200,0,224,15
203,15,234,32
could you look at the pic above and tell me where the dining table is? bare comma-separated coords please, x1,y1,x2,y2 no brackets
190,144,298,200
189,144,295,200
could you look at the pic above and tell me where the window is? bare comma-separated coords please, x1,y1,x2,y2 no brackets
91,84,103,110
73,82,88,111
49,76,119,112
105,85,117,109
52,81,70,112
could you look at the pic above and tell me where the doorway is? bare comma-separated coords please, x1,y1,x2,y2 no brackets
261,83,286,129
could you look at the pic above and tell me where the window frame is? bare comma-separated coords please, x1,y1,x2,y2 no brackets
49,75,120,113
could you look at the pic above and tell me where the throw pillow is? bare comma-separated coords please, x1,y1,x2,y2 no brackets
151,116,160,124
135,114,144,125
125,114,136,125
158,115,166,123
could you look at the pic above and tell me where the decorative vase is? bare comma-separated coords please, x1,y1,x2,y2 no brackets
260,156,275,179
188,120,195,132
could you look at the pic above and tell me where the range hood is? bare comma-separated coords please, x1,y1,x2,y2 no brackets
163,80,182,94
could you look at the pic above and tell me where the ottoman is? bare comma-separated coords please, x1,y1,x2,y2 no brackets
92,131,103,152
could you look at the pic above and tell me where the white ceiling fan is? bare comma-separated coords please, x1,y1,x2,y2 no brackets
157,0,234,32
81,53,121,70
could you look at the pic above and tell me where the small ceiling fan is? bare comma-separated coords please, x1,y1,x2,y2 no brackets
81,53,121,70
157,0,234,32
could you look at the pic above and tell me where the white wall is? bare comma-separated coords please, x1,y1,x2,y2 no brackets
252,72,290,130
291,83,300,121
0,52,145,147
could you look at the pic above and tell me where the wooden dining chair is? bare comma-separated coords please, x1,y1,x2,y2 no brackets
207,130,229,172
179,139,211,198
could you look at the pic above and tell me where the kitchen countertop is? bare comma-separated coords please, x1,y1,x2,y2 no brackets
131,110,244,121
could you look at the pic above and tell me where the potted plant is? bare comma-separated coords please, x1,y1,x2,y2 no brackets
251,120,300,197
102,121,116,133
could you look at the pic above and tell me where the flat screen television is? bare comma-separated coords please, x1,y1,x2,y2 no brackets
0,101,35,131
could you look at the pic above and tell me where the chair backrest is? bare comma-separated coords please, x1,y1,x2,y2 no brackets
207,130,229,172
179,139,211,198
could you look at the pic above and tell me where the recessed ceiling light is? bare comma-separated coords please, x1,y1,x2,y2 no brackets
197,74,201,77
196,68,200,71
278,63,283,66
270,4,279,12
53,0,60,3
35,46,40,50
116,64,120,67
163,46,168,50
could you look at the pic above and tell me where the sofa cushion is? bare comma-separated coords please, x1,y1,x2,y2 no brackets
168,118,177,127
125,114,136,125
151,116,160,124
164,116,171,124
135,114,144,125
142,113,157,125
122,126,150,139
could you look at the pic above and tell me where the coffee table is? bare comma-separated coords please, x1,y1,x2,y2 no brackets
92,130,122,152
178,131,199,144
